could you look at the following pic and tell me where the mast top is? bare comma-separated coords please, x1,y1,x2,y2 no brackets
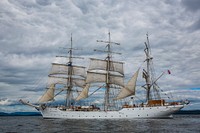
58,34,84,61
95,32,121,56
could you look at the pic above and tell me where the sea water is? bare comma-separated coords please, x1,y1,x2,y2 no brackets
0,115,199,133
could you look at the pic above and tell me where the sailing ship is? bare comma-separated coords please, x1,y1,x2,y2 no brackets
20,33,189,119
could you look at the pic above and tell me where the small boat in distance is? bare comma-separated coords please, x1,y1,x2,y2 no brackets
20,32,189,119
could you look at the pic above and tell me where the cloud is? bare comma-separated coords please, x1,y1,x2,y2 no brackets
0,0,199,112
188,18,200,31
0,98,18,106
181,0,200,12
0,98,12,106
0,98,36,112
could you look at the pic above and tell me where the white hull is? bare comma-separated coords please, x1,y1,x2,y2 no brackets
39,105,184,119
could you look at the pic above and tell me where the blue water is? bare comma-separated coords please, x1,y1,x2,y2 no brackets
0,115,199,133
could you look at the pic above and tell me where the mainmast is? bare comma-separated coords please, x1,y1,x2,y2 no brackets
66,34,73,107
105,32,111,112
96,32,121,111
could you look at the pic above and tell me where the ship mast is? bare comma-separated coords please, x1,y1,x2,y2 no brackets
143,33,161,102
105,32,111,112
66,34,73,107
64,34,85,107
96,32,120,111
38,34,86,105
144,33,152,101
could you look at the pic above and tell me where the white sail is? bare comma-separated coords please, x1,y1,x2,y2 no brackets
38,84,55,103
49,63,86,78
72,78,86,88
47,76,85,88
75,84,90,101
86,71,124,87
72,65,86,78
115,69,140,100
89,58,124,75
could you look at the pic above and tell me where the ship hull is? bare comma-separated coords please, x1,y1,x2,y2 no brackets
39,105,184,119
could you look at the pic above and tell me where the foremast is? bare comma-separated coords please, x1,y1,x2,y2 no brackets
62,34,86,108
38,34,86,108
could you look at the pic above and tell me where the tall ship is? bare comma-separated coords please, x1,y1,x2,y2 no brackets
20,33,189,119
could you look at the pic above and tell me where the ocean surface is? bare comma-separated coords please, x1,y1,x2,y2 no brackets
0,115,200,133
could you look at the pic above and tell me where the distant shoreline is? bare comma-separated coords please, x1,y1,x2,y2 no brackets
0,110,200,116
174,110,200,115
0,112,41,116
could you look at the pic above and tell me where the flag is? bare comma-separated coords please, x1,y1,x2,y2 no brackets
167,70,171,74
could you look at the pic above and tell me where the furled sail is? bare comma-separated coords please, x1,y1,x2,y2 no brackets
114,69,140,100
38,84,55,103
47,76,86,88
49,63,86,78
75,84,90,101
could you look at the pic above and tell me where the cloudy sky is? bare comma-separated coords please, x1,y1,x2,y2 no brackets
0,0,199,112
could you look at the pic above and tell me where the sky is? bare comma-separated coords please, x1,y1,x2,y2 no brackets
0,0,200,112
